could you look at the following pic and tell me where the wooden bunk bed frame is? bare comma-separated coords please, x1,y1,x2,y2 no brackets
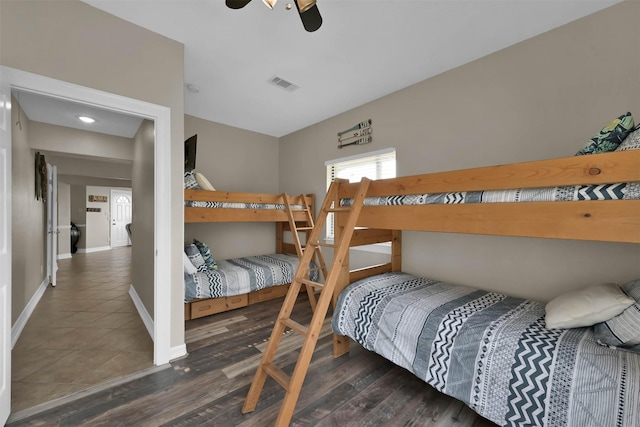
331,149,640,354
184,190,315,320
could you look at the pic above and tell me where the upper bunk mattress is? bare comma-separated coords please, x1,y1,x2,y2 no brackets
332,272,640,427
185,201,303,210
185,253,317,301
340,181,640,207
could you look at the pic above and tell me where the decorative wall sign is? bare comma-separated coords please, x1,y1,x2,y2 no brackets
88,195,108,202
87,207,101,212
338,119,373,149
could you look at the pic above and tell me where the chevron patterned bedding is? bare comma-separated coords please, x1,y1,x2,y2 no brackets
340,181,640,207
184,253,317,301
332,272,640,427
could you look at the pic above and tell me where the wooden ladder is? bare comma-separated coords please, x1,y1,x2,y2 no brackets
282,192,329,312
242,178,371,426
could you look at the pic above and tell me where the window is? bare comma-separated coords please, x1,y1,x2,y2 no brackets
325,148,396,239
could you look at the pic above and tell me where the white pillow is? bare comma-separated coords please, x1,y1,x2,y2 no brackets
183,252,198,275
545,282,634,329
195,172,215,191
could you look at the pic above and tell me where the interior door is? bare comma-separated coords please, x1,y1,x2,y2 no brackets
0,74,13,425
110,189,132,248
46,164,58,286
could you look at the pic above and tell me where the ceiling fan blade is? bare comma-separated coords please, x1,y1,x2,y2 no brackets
226,0,253,9
294,1,322,32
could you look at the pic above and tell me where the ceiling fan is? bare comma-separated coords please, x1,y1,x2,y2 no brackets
226,0,322,32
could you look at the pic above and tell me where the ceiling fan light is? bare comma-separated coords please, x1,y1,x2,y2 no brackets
262,0,277,9
296,0,315,13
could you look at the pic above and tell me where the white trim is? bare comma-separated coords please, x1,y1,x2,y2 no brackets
1,66,175,367
325,147,396,166
57,225,72,230
170,344,188,361
129,284,153,340
11,277,48,348
57,253,72,260
76,246,111,254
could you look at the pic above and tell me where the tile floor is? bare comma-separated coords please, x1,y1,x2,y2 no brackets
11,247,154,412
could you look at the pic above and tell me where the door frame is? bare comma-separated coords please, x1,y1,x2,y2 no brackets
0,67,173,367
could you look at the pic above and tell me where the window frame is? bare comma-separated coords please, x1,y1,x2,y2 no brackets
324,147,396,241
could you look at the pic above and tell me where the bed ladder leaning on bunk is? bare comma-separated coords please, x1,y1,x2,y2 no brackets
242,178,371,427
282,192,330,311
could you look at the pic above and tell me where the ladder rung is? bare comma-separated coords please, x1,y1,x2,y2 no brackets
283,318,308,336
300,279,324,290
328,207,351,212
317,242,336,248
296,226,314,231
263,363,291,390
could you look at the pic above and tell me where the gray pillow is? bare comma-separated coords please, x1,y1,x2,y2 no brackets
184,170,201,190
184,243,207,272
593,279,640,352
615,126,640,151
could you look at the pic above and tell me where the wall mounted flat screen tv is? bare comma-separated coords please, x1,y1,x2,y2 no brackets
185,134,197,171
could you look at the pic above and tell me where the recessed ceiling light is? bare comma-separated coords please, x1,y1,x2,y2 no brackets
77,115,95,124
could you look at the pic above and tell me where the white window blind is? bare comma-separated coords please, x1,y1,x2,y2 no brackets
325,148,396,239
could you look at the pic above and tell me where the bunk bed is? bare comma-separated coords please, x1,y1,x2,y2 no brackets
328,148,640,426
184,189,315,320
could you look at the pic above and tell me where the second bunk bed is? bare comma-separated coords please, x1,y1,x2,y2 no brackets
184,188,315,320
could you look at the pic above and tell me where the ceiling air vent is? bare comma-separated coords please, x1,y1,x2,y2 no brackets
269,76,299,92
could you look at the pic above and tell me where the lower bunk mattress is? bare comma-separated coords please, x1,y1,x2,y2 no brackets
332,272,640,427
185,253,316,301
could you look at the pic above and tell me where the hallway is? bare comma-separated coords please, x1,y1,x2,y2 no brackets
11,247,153,413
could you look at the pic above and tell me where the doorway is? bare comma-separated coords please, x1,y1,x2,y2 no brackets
0,66,176,423
110,189,132,248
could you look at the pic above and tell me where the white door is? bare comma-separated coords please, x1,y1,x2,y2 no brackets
110,189,132,248
46,165,58,286
0,72,13,425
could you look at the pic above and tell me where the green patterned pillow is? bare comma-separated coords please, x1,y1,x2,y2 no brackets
576,112,635,155
193,239,218,270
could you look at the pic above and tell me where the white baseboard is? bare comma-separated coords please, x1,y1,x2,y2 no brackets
11,277,49,348
57,253,72,260
129,284,154,340
170,344,187,361
76,246,111,254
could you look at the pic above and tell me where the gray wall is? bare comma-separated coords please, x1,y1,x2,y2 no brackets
132,119,156,317
10,97,47,325
183,115,281,260
279,1,640,302
1,0,185,347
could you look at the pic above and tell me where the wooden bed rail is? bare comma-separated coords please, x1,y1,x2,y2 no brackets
337,150,640,197
333,151,640,243
184,191,314,223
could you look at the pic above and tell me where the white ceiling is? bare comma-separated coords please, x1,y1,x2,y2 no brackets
80,0,620,138
14,89,143,138
15,1,622,141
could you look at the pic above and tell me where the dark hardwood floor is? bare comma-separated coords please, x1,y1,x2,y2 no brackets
7,294,497,426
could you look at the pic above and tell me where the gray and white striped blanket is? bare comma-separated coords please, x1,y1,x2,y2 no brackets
185,253,317,301
184,201,304,210
332,272,640,426
340,182,640,207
